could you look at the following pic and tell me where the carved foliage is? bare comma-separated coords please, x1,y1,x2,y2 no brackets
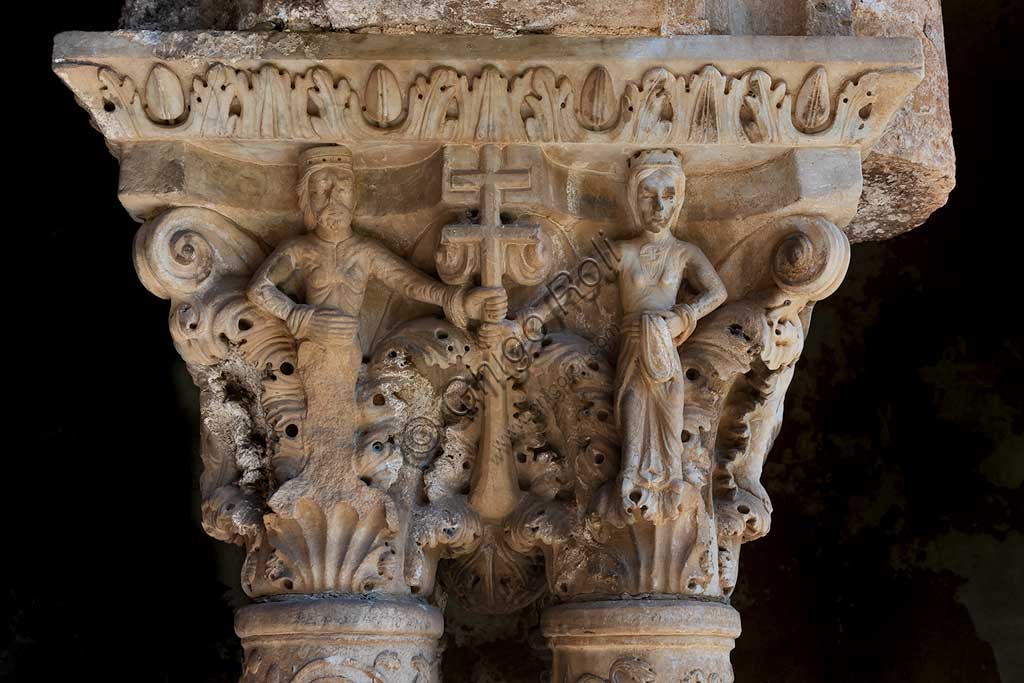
134,208,307,591
576,657,728,683
96,62,883,145
264,498,397,594
243,649,435,683
708,215,850,594
129,151,852,611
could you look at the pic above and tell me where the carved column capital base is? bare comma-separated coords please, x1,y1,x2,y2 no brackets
542,600,741,683
236,596,444,683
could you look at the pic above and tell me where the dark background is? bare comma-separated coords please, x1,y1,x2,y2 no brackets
5,2,1021,681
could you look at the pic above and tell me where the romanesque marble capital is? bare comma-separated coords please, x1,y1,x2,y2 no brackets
55,30,924,682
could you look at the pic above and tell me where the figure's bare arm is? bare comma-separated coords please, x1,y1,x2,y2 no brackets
368,242,452,307
680,244,727,320
248,241,359,343
247,244,310,334
662,244,725,345
368,241,506,328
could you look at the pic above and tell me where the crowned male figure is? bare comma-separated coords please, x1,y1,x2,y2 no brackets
248,145,506,513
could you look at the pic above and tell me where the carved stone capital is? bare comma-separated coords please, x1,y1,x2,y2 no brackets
54,25,926,682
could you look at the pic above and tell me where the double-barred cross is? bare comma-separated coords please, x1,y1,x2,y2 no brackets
437,145,547,522
441,145,541,288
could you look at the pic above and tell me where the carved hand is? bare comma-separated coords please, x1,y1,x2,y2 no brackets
644,309,685,340
464,286,508,323
305,308,359,345
653,305,695,343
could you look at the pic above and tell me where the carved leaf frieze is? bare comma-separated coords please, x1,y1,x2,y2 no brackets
92,62,885,146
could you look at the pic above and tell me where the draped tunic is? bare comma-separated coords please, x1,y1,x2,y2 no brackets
614,237,698,521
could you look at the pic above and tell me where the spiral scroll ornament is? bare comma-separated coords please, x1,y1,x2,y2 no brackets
769,215,850,301
133,206,265,301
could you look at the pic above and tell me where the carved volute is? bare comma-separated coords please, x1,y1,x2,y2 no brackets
54,30,926,683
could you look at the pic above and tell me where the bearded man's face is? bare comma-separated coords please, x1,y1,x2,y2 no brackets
307,167,354,235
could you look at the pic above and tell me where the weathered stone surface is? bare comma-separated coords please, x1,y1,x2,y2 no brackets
52,8,951,681
235,596,444,682
845,0,955,241
120,0,713,35
117,0,953,241
543,600,741,683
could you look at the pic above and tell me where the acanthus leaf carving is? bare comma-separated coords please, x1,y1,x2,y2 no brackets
59,28,928,683
88,61,892,146
128,134,854,614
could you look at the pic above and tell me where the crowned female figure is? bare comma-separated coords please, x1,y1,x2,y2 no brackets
613,150,727,525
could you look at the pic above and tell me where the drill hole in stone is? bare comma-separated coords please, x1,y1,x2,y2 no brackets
285,424,299,438
280,362,294,375
685,368,700,381
373,394,386,406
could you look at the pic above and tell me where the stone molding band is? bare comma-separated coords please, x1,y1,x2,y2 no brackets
54,33,922,149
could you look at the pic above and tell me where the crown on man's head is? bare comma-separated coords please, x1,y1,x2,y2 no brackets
628,148,684,171
299,145,354,174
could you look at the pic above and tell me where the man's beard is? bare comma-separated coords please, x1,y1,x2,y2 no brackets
317,204,352,230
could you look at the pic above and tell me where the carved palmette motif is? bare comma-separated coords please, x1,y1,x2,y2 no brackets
97,62,880,146
132,170,848,611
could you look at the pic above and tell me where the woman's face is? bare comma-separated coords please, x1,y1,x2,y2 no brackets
636,169,681,234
